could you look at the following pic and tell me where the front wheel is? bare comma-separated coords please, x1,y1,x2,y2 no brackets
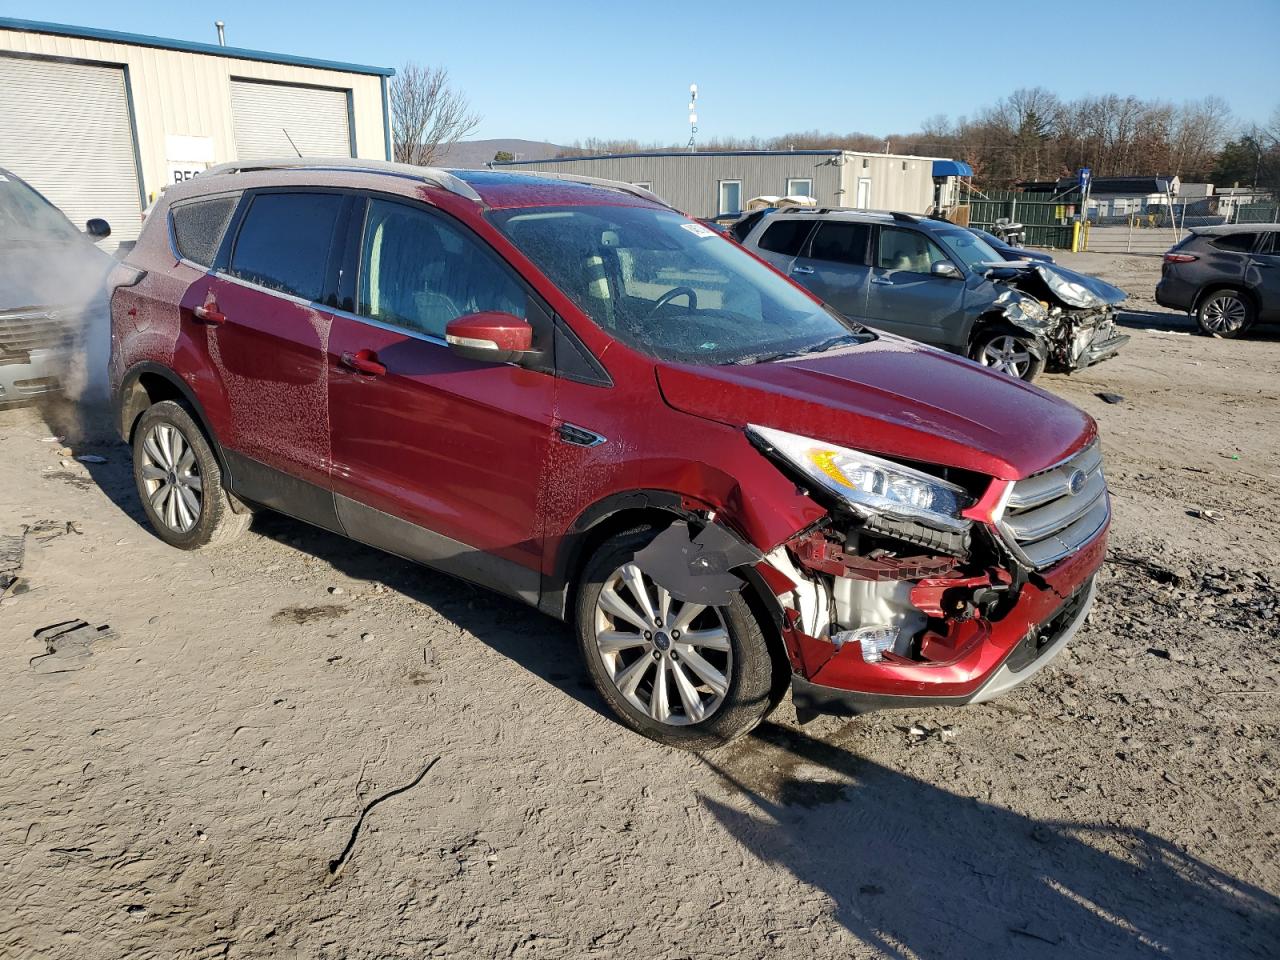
1197,289,1252,338
574,528,776,749
970,328,1044,381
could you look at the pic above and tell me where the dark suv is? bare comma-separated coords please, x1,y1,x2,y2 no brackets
740,209,1129,381
108,159,1110,748
1156,225,1280,337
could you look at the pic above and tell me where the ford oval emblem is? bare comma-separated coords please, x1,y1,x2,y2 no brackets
1067,469,1087,496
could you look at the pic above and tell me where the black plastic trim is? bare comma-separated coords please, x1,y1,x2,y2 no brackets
222,451,342,532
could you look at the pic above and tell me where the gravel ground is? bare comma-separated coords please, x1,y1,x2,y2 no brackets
1,252,1277,959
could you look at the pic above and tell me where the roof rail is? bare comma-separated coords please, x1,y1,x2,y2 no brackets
200,157,484,204
515,171,672,209
890,211,920,222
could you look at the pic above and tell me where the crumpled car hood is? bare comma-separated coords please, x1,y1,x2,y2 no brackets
1022,263,1128,309
656,334,1095,480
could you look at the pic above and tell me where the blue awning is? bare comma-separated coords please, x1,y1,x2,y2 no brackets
932,160,973,178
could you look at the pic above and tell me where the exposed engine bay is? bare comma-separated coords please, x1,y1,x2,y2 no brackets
997,262,1131,373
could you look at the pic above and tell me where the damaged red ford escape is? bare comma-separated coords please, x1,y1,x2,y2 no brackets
108,159,1109,748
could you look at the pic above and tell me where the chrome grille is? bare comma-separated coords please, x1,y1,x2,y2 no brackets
0,309,76,354
998,441,1109,569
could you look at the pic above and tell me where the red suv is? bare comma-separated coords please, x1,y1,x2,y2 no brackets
108,159,1109,748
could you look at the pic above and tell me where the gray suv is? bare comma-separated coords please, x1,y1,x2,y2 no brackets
739,209,1129,381
1156,225,1279,337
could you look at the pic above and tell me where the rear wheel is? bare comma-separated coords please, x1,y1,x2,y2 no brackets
132,400,251,550
970,327,1044,381
574,527,776,749
1197,289,1252,338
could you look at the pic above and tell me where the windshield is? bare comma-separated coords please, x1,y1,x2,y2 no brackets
0,174,82,246
489,204,867,364
935,228,1003,271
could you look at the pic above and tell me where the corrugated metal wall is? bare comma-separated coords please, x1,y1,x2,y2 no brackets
498,152,943,217
0,26,387,215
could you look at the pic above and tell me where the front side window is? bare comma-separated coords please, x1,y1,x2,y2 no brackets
358,199,525,339
934,228,1002,271
171,196,238,267
490,205,866,365
876,226,951,274
757,219,813,256
809,222,870,265
786,178,814,199
229,192,343,301
718,180,742,216
1211,232,1257,253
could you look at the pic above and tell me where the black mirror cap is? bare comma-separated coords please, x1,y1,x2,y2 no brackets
86,218,112,239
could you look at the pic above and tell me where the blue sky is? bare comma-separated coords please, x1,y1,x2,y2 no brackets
6,0,1278,144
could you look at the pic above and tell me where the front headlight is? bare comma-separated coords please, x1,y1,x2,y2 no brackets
1000,291,1049,326
747,425,972,532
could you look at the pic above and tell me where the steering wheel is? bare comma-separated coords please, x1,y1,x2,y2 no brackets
644,286,698,321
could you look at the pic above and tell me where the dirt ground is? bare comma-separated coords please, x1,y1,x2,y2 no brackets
2,251,1277,960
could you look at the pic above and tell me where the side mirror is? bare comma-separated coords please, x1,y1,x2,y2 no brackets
445,311,534,364
85,218,112,239
931,261,962,280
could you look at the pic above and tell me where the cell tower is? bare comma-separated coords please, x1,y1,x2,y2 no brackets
687,83,698,153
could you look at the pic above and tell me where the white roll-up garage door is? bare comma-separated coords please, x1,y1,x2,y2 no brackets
0,55,142,249
230,79,353,161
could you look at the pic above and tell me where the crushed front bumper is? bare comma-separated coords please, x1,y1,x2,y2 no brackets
789,519,1108,717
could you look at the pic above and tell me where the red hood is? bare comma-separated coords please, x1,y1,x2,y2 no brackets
656,336,1095,480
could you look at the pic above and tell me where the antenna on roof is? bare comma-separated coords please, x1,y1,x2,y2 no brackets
214,21,226,46
283,129,303,158
687,83,698,153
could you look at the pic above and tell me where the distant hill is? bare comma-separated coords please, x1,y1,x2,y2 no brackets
434,138,569,169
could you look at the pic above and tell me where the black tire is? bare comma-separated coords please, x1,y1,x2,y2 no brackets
131,400,251,550
1196,288,1253,338
574,527,777,750
969,325,1045,382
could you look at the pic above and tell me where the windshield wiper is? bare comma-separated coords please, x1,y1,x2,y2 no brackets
732,331,870,365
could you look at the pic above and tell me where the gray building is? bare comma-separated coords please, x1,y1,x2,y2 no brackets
492,149,958,218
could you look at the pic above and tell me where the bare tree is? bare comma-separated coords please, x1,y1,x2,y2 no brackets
391,63,481,166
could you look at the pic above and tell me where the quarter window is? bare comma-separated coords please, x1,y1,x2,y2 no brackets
876,227,950,274
718,180,743,216
229,192,343,301
171,196,238,267
358,199,525,339
809,222,870,265
757,219,813,256
786,178,814,199
1210,232,1257,252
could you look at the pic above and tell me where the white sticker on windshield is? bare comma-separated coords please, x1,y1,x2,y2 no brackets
681,222,717,239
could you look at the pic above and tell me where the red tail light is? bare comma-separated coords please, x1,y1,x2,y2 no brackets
1164,253,1198,263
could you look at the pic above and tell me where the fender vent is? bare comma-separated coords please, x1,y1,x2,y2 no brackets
557,423,606,447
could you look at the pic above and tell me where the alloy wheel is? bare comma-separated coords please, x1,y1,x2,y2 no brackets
979,335,1032,377
1202,295,1247,334
140,423,203,533
593,562,732,726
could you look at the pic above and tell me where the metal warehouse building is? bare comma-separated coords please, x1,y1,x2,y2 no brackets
0,17,392,249
493,150,962,219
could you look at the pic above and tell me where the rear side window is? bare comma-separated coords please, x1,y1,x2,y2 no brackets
729,210,765,243
170,196,237,267
757,219,813,256
229,192,343,301
809,222,870,265
1210,232,1256,253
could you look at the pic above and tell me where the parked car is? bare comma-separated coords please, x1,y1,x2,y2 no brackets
1155,225,1280,337
109,159,1110,749
0,167,112,405
739,209,1128,381
968,227,1055,263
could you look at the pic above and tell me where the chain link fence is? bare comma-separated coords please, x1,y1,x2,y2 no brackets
1083,193,1278,254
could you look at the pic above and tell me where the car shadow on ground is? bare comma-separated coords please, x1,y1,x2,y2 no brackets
1117,308,1280,341
699,721,1280,959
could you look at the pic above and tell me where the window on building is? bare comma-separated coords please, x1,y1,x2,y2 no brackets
358,199,525,339
171,196,238,267
756,219,814,257
876,227,949,274
230,192,343,301
809,221,870,265
718,180,743,216
1210,232,1258,253
786,178,814,199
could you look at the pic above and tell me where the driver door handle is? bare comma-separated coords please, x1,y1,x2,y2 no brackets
872,278,894,286
792,266,814,275
340,349,387,376
193,303,226,325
